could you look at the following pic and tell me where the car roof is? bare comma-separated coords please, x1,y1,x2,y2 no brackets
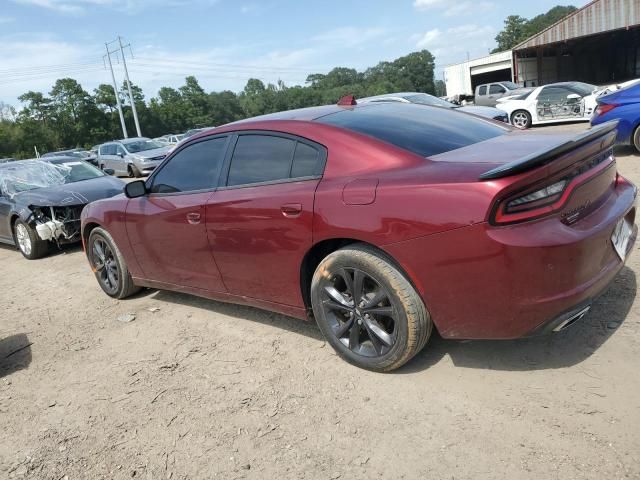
118,137,150,144
360,92,421,102
232,104,345,124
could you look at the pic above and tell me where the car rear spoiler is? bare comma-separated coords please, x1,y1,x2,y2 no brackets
479,120,619,180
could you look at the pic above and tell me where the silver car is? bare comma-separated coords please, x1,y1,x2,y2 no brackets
358,92,509,123
98,138,170,177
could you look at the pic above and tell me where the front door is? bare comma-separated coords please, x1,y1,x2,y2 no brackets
125,136,229,292
205,133,326,307
0,193,13,242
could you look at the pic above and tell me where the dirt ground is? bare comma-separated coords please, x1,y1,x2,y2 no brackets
1,123,639,480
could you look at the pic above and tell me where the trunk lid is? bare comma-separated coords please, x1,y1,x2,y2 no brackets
431,121,619,225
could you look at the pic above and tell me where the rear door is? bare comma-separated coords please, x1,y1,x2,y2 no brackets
205,132,326,307
114,144,129,175
98,144,112,170
125,136,230,292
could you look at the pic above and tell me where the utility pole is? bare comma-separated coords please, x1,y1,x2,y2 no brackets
118,36,142,137
104,43,128,139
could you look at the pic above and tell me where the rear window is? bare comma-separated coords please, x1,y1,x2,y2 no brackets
316,103,507,157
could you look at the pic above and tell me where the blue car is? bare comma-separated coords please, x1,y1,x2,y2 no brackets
591,82,640,152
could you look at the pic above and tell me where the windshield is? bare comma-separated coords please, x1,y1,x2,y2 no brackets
405,94,455,109
569,82,597,96
0,160,70,197
49,159,105,182
0,159,106,198
123,139,164,153
503,82,518,90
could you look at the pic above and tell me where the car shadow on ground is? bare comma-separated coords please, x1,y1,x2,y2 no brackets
615,145,638,156
401,266,637,373
0,334,32,378
0,242,82,258
151,290,325,341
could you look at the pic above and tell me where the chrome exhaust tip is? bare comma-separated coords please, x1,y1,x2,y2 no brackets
553,306,591,332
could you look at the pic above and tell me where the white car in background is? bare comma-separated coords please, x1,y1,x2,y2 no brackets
496,81,597,129
583,78,640,114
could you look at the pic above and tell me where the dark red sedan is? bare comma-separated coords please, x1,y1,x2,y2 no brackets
81,102,637,371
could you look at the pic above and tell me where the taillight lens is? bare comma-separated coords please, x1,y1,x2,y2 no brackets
595,103,618,116
505,179,567,213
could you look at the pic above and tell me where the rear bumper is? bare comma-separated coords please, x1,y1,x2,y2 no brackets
383,179,637,339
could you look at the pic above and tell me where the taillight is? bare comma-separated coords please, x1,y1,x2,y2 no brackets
494,179,569,223
595,103,618,116
505,179,567,213
492,151,615,225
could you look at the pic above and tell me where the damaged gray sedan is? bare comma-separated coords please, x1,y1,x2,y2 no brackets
0,158,125,259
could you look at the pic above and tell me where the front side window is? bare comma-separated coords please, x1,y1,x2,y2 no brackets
489,84,506,95
538,87,571,104
150,137,227,194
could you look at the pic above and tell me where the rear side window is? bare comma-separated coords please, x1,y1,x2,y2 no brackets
291,142,322,177
317,103,507,157
478,86,487,95
227,135,295,186
151,137,227,193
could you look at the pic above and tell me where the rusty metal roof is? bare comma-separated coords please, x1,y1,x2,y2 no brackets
514,0,640,50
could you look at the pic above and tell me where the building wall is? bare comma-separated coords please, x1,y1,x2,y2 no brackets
443,51,513,97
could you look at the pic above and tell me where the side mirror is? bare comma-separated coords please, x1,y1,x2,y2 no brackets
124,180,147,198
567,93,581,100
118,152,125,158
103,168,115,175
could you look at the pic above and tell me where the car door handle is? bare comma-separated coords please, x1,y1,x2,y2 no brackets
186,212,201,224
281,203,302,218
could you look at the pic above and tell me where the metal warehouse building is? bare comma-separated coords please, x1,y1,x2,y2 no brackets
444,0,640,97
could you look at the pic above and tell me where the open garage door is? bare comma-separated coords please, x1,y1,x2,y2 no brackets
470,67,513,90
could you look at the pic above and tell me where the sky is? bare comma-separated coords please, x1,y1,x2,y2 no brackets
0,0,589,107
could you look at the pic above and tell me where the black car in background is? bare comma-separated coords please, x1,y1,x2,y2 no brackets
42,149,99,166
0,157,124,259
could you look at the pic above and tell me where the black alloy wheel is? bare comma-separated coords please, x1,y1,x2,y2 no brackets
87,227,140,299
321,267,398,357
311,244,432,372
91,236,120,296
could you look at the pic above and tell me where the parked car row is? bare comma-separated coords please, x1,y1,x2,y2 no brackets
2,95,637,372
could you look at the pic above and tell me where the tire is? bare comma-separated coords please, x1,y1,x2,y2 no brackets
310,244,431,372
87,227,140,299
128,165,142,178
511,110,532,129
13,219,50,260
633,125,640,153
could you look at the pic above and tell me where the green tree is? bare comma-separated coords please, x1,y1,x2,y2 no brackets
493,15,528,52
492,6,577,53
